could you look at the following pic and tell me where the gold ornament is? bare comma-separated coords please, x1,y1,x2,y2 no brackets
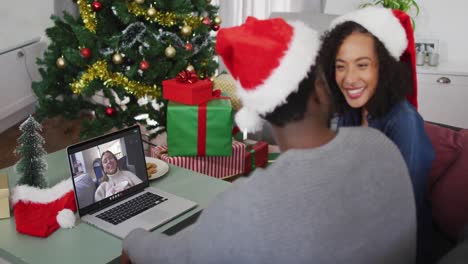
127,2,201,28
70,60,160,98
186,64,195,72
214,16,222,25
56,57,66,69
165,45,176,58
134,0,145,4
77,0,97,33
147,7,157,17
112,52,123,64
181,25,192,36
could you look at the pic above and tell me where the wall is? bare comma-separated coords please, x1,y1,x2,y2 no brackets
322,0,468,64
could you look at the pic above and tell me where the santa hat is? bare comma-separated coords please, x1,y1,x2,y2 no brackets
216,17,320,132
11,179,77,238
329,7,418,109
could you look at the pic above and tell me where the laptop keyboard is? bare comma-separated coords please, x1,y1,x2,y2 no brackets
96,192,167,225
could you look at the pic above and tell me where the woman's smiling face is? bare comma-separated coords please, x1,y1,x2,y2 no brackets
335,31,379,109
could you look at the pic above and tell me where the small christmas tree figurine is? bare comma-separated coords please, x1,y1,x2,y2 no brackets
15,116,48,188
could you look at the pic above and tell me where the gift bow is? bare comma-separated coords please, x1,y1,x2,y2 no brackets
176,70,199,84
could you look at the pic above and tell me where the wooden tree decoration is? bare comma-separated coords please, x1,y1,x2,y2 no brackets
15,116,48,188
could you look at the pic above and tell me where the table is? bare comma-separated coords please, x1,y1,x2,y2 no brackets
0,149,231,264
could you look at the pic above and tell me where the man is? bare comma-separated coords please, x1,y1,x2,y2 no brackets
122,17,416,263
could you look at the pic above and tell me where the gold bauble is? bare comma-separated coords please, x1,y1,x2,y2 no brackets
134,0,144,4
186,64,195,72
147,7,157,17
112,52,123,64
181,25,192,37
214,16,222,25
164,45,176,58
56,57,66,69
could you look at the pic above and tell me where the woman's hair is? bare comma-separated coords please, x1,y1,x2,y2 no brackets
317,21,412,118
264,65,331,127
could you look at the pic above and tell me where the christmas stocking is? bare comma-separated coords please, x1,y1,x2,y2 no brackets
11,179,77,238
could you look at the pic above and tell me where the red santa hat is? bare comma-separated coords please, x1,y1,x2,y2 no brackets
216,17,320,132
11,179,77,238
329,7,418,109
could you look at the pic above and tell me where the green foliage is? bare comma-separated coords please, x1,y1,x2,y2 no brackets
15,116,48,188
359,0,419,28
33,0,219,139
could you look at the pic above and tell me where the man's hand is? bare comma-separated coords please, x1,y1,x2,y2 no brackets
121,250,132,264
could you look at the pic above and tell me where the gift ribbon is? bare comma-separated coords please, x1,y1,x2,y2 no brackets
248,148,256,171
176,70,199,84
196,90,231,156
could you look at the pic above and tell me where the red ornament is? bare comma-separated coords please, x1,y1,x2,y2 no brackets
139,60,150,70
202,17,211,25
212,24,220,31
92,1,103,12
184,43,193,51
80,47,92,59
105,106,115,116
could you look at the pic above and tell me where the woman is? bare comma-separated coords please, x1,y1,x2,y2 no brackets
317,7,435,263
95,151,142,201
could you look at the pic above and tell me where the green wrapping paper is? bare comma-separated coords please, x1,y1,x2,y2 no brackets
167,98,233,156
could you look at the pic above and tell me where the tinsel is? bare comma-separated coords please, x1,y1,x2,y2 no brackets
70,60,160,98
127,2,201,28
77,0,97,33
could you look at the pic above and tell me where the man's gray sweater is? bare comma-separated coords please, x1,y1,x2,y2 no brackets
123,127,416,263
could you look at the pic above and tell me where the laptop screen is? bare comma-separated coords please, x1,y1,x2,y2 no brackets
67,126,149,216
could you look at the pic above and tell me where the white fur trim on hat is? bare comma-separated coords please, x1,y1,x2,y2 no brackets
11,178,74,205
329,7,407,59
236,21,319,121
57,209,76,228
235,107,264,132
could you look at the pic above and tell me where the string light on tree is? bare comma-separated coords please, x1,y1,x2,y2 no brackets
164,45,176,58
135,0,145,4
181,25,192,36
80,47,92,59
139,60,150,71
56,56,66,69
112,52,123,64
91,1,103,12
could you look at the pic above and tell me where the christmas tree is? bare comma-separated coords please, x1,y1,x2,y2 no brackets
32,0,220,139
15,116,48,188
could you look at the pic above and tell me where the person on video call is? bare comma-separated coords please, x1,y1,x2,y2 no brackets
121,17,416,264
95,150,142,201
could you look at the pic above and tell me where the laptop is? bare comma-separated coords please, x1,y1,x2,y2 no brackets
67,125,197,239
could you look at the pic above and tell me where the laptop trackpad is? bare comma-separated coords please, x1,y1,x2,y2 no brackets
140,208,171,225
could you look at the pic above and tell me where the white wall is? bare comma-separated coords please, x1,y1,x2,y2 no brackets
323,0,468,64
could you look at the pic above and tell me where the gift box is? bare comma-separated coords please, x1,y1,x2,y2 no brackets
162,71,213,105
0,173,10,219
151,140,269,179
243,140,269,174
151,141,246,179
167,98,233,156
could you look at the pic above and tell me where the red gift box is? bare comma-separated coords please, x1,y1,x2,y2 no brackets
151,141,245,179
162,76,213,105
243,140,269,174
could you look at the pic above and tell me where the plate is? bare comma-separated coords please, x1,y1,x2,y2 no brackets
145,157,169,180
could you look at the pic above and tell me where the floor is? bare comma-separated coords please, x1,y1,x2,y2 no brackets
0,116,83,169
